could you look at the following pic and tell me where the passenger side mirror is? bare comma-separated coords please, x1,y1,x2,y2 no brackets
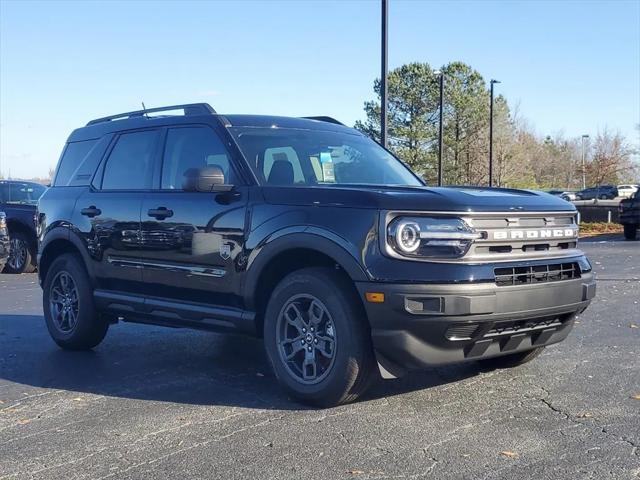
183,166,233,193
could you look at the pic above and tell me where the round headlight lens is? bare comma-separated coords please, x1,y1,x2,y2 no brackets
396,221,421,253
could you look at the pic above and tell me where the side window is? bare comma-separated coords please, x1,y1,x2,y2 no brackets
161,126,236,190
102,130,159,190
0,185,7,203
54,140,97,186
263,147,305,185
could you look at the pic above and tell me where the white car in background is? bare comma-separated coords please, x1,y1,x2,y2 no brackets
618,184,639,199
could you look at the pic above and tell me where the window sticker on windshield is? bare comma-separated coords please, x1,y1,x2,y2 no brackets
319,152,335,182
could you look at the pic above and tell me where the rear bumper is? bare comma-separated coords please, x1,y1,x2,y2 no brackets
356,272,596,377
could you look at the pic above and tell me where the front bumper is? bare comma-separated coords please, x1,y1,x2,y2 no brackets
0,237,9,269
356,272,596,377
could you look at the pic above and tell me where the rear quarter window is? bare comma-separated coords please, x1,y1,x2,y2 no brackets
54,139,99,186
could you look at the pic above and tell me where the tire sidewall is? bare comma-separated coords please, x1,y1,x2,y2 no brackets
6,232,32,274
43,254,103,346
264,269,369,403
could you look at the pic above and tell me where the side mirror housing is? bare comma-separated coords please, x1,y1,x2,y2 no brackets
183,166,233,193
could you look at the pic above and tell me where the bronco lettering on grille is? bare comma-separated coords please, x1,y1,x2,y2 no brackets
492,228,577,240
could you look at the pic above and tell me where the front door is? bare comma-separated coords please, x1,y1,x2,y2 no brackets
139,125,248,308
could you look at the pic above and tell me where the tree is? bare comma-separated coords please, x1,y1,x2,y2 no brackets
586,129,635,185
355,62,440,179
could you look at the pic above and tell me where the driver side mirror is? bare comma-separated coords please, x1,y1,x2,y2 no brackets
183,166,233,193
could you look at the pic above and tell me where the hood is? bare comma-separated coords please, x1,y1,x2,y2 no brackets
261,185,576,213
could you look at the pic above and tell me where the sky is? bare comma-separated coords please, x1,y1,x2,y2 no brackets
1,0,639,179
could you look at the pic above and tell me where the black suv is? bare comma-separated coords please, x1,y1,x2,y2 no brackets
38,103,596,406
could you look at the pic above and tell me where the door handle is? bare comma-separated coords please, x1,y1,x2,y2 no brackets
80,206,101,218
147,207,174,220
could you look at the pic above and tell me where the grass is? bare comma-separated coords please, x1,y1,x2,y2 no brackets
579,222,623,236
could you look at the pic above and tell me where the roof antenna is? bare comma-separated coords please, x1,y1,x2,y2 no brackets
141,102,149,118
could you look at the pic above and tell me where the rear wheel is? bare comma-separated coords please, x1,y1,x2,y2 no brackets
4,231,36,274
623,224,638,240
43,254,108,350
478,347,544,370
264,267,376,407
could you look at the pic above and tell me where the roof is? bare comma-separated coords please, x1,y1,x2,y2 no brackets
68,103,355,142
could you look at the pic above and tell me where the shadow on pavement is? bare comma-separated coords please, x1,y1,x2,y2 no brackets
0,314,482,410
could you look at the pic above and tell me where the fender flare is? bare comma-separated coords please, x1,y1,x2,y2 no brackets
242,230,369,310
39,226,96,284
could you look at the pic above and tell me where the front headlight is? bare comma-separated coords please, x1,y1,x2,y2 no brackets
387,216,482,259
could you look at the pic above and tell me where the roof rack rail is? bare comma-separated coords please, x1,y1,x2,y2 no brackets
302,116,344,126
86,103,216,126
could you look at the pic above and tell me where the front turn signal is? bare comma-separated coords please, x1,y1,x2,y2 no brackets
365,292,385,303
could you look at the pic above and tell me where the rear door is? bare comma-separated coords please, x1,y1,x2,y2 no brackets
73,129,161,295
139,125,248,308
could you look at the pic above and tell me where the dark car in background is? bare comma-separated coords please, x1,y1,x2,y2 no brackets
619,190,639,240
0,180,46,273
574,185,618,200
0,212,9,273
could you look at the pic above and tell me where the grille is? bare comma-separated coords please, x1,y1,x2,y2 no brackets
461,212,580,262
485,316,564,337
494,262,580,286
445,324,480,341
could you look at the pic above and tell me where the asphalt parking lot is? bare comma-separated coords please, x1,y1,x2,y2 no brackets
1,236,638,480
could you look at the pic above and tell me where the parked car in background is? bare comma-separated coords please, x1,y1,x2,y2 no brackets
0,180,46,273
619,190,639,240
0,212,9,273
546,190,575,202
574,185,618,200
617,184,638,199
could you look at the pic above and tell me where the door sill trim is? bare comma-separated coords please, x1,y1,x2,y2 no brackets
94,290,256,334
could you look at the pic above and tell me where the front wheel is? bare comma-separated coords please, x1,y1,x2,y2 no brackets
43,254,108,350
623,224,638,240
478,347,544,370
264,267,376,407
4,232,36,274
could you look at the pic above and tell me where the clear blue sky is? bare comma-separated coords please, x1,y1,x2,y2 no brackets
1,0,639,179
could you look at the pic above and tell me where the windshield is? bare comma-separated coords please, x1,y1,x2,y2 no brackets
2,182,46,205
228,127,422,187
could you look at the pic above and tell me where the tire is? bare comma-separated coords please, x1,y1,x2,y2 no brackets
4,231,36,274
264,267,376,407
623,224,638,241
478,347,544,370
43,253,108,350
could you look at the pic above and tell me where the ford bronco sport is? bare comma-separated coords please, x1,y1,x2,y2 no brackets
38,103,596,406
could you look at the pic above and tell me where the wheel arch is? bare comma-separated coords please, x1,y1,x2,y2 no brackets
243,232,370,335
39,229,93,285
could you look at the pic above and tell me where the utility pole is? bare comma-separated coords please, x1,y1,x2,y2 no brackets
489,79,500,187
436,70,444,186
581,134,589,189
380,0,388,148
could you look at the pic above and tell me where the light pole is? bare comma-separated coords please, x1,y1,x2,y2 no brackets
581,134,589,189
435,70,445,186
380,0,388,148
489,79,500,187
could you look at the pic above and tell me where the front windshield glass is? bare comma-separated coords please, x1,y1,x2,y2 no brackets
229,127,422,187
